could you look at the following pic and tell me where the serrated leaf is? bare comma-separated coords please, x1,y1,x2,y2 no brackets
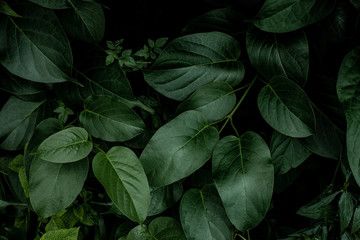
39,227,79,240
257,76,315,138
92,146,150,224
251,0,336,33
29,158,89,218
148,182,183,216
0,96,45,150
339,191,354,232
180,185,233,240
36,127,92,163
58,0,105,44
28,0,69,9
246,26,309,86
143,32,244,101
0,2,73,83
212,132,274,232
79,95,145,142
176,82,236,123
140,110,219,187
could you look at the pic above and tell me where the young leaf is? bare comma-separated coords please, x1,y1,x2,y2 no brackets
257,76,315,138
58,0,105,44
79,95,145,142
246,26,309,86
143,32,244,101
140,110,219,187
39,227,79,240
92,146,150,224
176,82,236,123
28,0,69,9
251,0,336,33
0,2,73,83
29,157,89,218
0,96,45,150
148,182,183,216
338,191,354,232
180,185,233,240
212,132,274,232
36,127,93,163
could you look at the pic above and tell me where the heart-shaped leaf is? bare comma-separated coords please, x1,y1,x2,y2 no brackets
143,32,244,101
92,146,150,224
79,95,145,142
180,185,233,240
140,110,219,187
212,132,274,232
36,127,93,163
257,76,315,138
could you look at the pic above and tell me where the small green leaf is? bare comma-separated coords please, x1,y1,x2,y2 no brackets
39,227,79,240
92,146,150,224
0,1,22,17
36,127,92,163
148,39,155,48
154,37,168,48
339,191,354,232
351,206,360,234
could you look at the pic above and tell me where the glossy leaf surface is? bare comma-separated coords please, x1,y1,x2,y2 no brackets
212,132,274,232
92,146,150,223
140,110,219,187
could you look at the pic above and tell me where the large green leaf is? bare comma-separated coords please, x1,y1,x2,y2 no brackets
246,26,309,86
270,131,312,175
212,132,274,232
92,146,150,224
29,157,89,218
28,0,70,9
140,110,219,187
180,185,233,240
0,96,45,150
36,127,93,163
126,217,186,240
39,227,79,240
143,32,244,101
176,82,236,123
58,0,105,44
0,2,73,83
257,76,315,138
79,95,145,142
148,182,183,216
251,0,336,33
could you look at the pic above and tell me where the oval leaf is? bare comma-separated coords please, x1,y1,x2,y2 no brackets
148,182,183,216
39,227,79,240
338,191,354,232
180,185,233,240
251,0,336,33
176,82,236,123
29,157,89,218
143,32,244,101
36,127,93,163
79,95,145,142
246,26,309,86
257,76,315,138
212,132,274,232
140,110,219,187
0,2,73,83
92,146,150,224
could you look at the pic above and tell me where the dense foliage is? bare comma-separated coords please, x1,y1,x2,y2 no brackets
0,0,360,239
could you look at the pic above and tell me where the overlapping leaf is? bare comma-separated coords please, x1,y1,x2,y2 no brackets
212,132,274,232
140,110,219,187
39,227,79,240
0,2,73,83
92,146,150,224
148,182,183,216
143,32,244,101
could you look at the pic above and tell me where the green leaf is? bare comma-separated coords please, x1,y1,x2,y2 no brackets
351,206,360,234
58,0,105,44
338,191,354,232
140,110,219,187
0,1,21,17
127,217,186,240
28,0,70,9
251,0,336,33
180,185,233,240
154,38,168,48
148,182,183,216
29,158,89,218
257,76,315,138
0,96,45,150
212,132,274,232
36,127,92,163
92,146,150,224
246,26,309,86
39,227,79,240
0,2,73,83
143,32,245,101
79,95,145,142
270,131,312,175
176,82,236,123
